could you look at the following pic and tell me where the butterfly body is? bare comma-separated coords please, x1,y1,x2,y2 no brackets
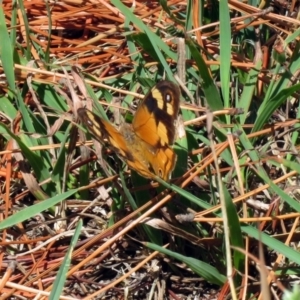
78,81,180,181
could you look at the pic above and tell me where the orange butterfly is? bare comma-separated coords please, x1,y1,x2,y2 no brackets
78,81,180,181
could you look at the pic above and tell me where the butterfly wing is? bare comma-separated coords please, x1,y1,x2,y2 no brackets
132,81,180,148
77,80,181,181
77,108,134,162
78,108,155,179
131,81,180,180
141,143,177,180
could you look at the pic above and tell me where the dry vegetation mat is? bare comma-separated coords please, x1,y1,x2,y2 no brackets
0,0,300,299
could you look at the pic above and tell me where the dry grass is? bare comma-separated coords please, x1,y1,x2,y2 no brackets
0,0,300,299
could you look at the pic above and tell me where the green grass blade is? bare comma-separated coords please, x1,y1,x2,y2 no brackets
0,123,51,182
111,0,176,79
186,39,224,112
242,226,300,265
0,94,17,120
0,6,15,90
49,220,82,300
159,0,184,25
238,60,262,124
146,242,227,285
223,183,244,271
0,189,77,230
253,83,300,134
17,0,31,60
219,0,231,108
121,172,163,245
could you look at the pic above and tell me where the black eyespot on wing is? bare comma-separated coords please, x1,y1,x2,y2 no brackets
165,93,172,103
156,80,180,107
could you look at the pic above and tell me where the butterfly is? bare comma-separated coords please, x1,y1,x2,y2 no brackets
77,80,180,181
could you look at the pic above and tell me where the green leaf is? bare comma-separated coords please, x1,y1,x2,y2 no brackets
111,0,176,79
222,183,244,271
186,39,224,112
146,242,226,285
0,189,78,230
242,226,300,265
238,60,262,124
0,6,15,90
0,123,51,183
49,220,82,300
219,0,231,107
253,83,300,134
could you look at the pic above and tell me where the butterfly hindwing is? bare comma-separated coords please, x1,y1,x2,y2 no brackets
77,108,133,161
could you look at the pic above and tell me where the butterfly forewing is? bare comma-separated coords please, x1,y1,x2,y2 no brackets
132,81,180,148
